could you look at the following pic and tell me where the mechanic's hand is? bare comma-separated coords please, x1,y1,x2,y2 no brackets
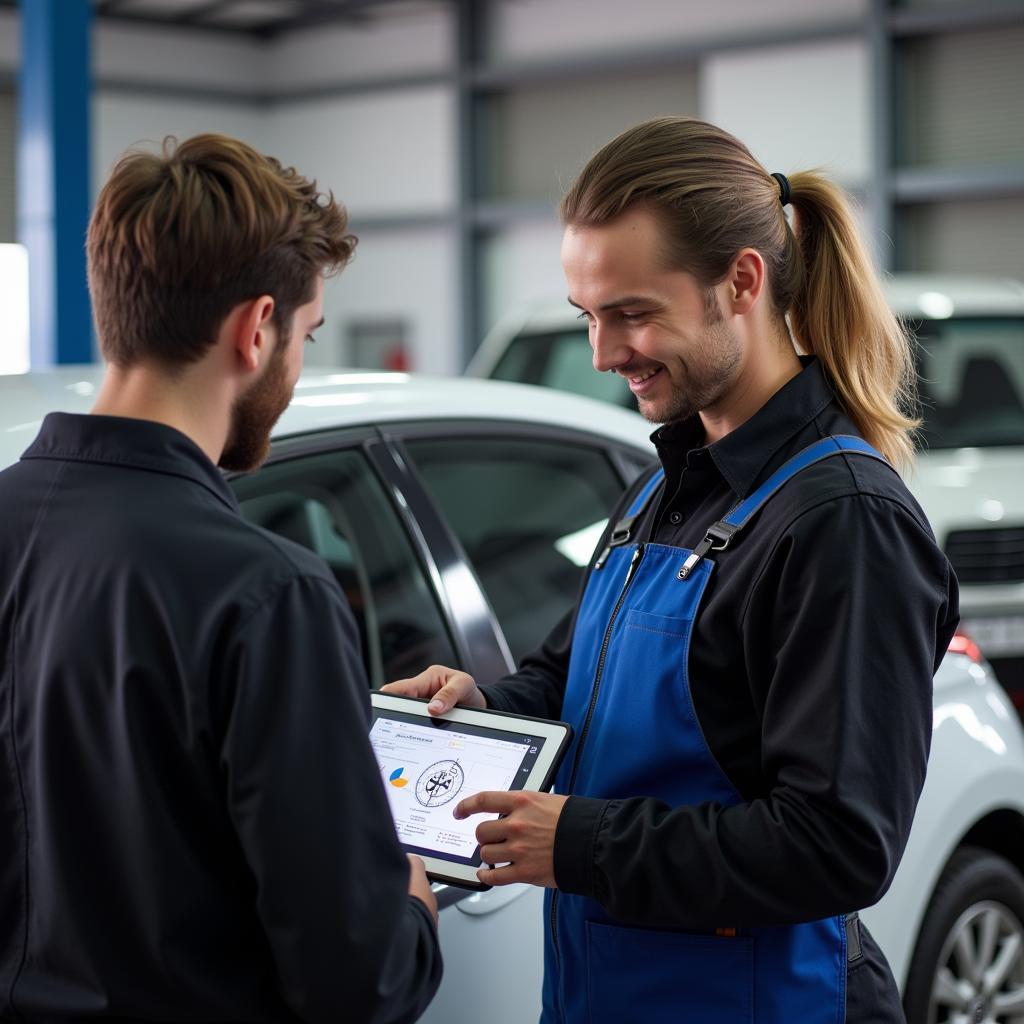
407,854,438,926
381,664,487,715
454,790,569,888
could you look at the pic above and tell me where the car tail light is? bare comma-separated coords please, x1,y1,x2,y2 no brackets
947,629,983,664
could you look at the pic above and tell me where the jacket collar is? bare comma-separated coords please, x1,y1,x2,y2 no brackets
22,412,240,512
651,357,836,499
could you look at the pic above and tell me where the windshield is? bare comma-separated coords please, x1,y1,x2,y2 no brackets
915,317,1024,450
490,329,633,408
491,318,1024,450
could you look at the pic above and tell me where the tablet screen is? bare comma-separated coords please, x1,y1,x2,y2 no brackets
370,706,546,866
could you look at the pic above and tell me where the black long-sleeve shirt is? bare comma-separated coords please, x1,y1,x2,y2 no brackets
482,358,958,931
0,413,441,1023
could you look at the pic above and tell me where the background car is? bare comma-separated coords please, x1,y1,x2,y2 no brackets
467,275,1024,718
3,368,1024,1024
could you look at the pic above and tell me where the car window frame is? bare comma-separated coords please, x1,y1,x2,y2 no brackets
235,424,513,686
384,417,655,659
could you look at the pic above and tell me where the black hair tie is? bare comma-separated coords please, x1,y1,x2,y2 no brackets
771,172,791,207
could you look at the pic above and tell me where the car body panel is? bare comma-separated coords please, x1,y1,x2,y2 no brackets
0,366,654,469
860,650,1024,988
906,448,1024,639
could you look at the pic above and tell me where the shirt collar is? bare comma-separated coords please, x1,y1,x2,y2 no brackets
22,412,240,512
651,357,836,498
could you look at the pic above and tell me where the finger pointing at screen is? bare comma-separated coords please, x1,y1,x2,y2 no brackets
454,790,569,888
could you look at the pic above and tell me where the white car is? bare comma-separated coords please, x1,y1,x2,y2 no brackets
2,368,1023,1023
468,275,1024,722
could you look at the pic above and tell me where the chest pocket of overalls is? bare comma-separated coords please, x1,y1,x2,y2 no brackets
621,607,694,707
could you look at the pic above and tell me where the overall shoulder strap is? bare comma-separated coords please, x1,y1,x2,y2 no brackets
678,435,891,580
594,465,665,570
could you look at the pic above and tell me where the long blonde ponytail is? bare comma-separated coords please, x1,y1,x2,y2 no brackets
561,117,920,469
787,172,919,468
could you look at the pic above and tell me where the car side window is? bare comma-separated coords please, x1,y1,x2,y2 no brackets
404,436,626,664
232,448,458,687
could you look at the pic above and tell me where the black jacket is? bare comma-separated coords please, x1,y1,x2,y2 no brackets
0,413,441,1023
482,359,959,1015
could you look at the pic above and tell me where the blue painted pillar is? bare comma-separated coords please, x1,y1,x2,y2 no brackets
17,0,93,366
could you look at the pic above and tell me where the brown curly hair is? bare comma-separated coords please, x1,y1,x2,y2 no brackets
87,133,356,368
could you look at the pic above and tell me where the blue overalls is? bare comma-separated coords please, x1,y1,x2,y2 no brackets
542,436,888,1024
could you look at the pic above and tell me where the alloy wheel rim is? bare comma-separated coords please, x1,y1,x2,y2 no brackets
929,900,1024,1023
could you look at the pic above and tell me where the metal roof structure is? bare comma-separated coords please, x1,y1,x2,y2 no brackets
0,0,440,38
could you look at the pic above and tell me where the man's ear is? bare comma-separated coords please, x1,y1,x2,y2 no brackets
232,295,276,373
726,249,766,316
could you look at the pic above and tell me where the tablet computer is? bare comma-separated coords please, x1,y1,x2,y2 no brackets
369,692,573,890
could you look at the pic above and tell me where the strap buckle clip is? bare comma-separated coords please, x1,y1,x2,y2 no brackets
595,514,638,570
609,514,637,547
677,521,739,580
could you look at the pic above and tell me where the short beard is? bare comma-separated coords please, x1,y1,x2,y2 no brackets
219,331,294,472
638,289,743,426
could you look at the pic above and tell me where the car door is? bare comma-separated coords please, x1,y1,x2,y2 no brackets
231,429,465,686
231,418,652,1024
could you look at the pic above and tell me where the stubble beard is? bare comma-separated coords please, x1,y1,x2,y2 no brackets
219,333,295,472
637,292,743,426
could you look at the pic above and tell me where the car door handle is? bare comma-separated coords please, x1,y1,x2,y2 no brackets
455,882,533,917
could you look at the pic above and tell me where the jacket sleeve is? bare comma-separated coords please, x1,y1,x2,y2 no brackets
218,574,442,1024
553,492,959,929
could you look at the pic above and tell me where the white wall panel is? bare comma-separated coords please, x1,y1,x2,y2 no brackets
702,38,870,187
94,22,265,93
93,93,267,198
481,220,565,340
486,68,699,202
266,87,455,216
312,227,458,375
487,0,865,64
269,6,452,90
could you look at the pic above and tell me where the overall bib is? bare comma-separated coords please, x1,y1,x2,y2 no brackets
542,436,888,1024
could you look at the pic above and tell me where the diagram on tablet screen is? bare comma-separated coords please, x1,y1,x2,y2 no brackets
370,716,532,858
415,760,465,807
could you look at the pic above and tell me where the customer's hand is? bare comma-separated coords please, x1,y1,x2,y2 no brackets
381,664,487,715
407,855,438,926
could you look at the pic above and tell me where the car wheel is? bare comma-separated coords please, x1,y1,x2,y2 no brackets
904,846,1024,1023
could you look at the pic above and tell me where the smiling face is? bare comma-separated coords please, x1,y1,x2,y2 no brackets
561,205,744,426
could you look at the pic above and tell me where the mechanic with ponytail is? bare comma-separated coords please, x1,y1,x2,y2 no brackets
385,116,958,1023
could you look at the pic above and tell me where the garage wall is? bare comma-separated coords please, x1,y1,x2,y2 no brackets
93,95,267,196
260,6,457,371
3,0,1022,372
485,0,866,63
266,87,454,219
267,9,452,87
702,39,871,190
1,5,460,373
